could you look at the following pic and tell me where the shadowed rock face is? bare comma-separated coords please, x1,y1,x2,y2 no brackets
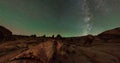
0,26,12,42
97,27,120,43
99,28,120,35
98,27,120,39
0,31,4,42
0,26,12,36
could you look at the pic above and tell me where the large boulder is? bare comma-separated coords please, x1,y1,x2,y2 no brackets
0,26,12,42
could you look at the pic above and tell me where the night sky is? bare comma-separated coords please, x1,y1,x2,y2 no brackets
0,0,120,37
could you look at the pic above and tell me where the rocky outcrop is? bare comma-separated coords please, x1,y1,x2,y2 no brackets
0,26,12,42
99,27,120,36
97,27,120,43
98,27,120,39
10,40,63,63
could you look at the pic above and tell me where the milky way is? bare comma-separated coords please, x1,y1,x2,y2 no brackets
82,0,92,35
0,0,120,37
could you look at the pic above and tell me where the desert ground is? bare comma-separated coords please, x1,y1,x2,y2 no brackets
0,26,120,63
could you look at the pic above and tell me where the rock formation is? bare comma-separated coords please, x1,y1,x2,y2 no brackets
0,27,120,63
0,26,12,42
10,40,63,63
98,27,120,43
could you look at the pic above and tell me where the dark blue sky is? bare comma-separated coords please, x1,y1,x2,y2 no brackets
0,0,120,37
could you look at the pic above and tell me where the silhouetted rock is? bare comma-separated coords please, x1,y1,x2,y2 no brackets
99,27,120,36
40,35,46,38
0,26,12,42
56,34,62,39
98,27,120,39
52,35,54,38
30,34,37,38
98,27,120,43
